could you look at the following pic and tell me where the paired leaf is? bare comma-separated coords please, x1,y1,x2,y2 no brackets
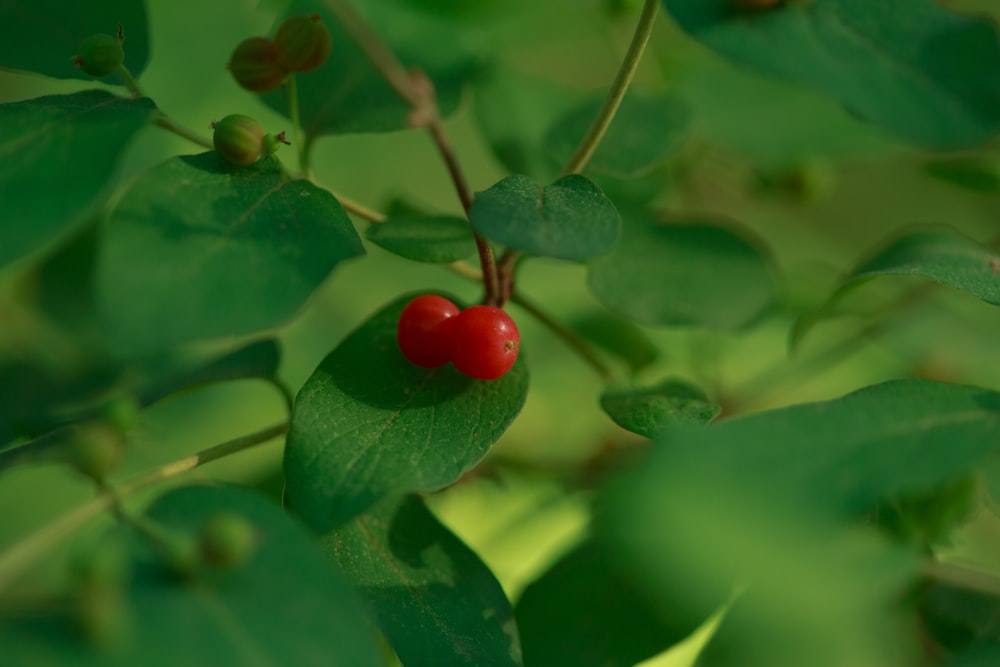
327,494,522,666
660,0,1000,149
0,485,383,666
284,294,528,531
96,153,364,352
544,91,692,178
600,379,720,438
587,212,776,329
0,91,155,270
0,0,149,80
470,174,620,260
365,215,477,263
515,537,701,667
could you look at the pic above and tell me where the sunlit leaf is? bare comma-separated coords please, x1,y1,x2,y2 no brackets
600,379,720,437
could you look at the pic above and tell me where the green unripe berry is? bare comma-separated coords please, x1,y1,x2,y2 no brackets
212,114,288,167
274,14,332,73
70,422,125,482
74,33,124,77
199,512,258,568
228,37,285,93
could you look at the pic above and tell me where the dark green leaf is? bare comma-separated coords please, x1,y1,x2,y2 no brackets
921,581,1000,655
284,293,528,531
0,91,154,270
0,0,149,80
544,91,692,178
926,158,1000,193
327,494,522,666
600,379,720,437
587,212,776,329
365,216,477,263
661,0,1000,149
0,484,383,667
96,153,364,352
470,174,620,260
262,0,479,136
515,537,698,667
946,642,1000,667
570,312,659,374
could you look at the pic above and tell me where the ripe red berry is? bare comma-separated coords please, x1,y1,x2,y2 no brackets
397,295,460,368
450,306,520,381
273,14,332,73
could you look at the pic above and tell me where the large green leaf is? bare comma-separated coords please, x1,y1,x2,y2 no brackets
587,212,776,329
470,174,620,260
660,0,1000,149
0,484,383,667
365,215,477,263
261,0,480,136
96,152,364,352
544,91,692,178
327,494,522,666
0,0,149,80
600,378,720,438
284,293,528,531
515,537,701,667
0,91,154,270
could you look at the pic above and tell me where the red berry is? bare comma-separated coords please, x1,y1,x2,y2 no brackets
273,14,332,73
397,295,460,368
228,37,285,93
450,306,520,381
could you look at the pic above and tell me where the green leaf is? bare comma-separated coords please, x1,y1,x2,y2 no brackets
587,212,776,329
926,158,1000,194
544,91,692,178
365,216,477,263
284,293,528,531
262,0,480,136
96,153,364,352
570,311,659,374
0,0,149,80
515,537,700,667
920,581,1000,655
946,642,1000,667
660,0,1000,149
0,485,383,666
470,174,620,260
0,91,155,270
600,379,720,437
326,494,522,666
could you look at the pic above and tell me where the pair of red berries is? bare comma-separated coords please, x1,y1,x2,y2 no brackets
229,14,332,93
397,296,520,381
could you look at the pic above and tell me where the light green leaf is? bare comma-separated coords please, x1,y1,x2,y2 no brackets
544,91,692,178
365,215,477,263
0,484,383,667
600,379,720,437
470,174,620,260
661,0,1000,149
0,0,149,80
327,494,522,666
0,91,154,270
284,293,528,531
96,153,364,352
587,212,776,329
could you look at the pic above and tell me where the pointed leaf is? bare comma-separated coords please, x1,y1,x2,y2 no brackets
601,379,720,437
587,212,776,329
0,0,149,80
327,494,522,666
365,215,477,263
0,484,383,667
470,174,620,260
0,91,155,270
544,91,692,178
660,0,1000,149
284,293,528,531
96,153,364,352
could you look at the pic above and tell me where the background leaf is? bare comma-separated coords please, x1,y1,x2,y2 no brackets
365,215,477,263
327,494,522,667
0,484,383,667
0,0,149,80
96,153,364,352
587,211,776,329
0,91,154,270
470,174,620,260
569,311,659,375
284,293,529,531
660,0,1000,149
600,378,720,437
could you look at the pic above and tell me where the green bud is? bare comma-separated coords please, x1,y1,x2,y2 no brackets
101,395,141,436
212,114,266,167
70,422,124,482
274,14,332,73
228,36,286,93
74,33,124,78
199,512,258,568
